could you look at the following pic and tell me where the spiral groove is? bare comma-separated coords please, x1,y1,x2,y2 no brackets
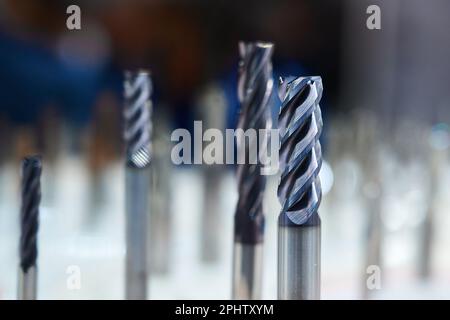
20,156,42,272
124,71,152,169
277,76,323,226
234,42,273,243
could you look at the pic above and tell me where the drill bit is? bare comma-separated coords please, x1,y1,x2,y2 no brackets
420,125,448,279
124,70,152,299
277,76,323,300
18,155,42,300
232,41,273,300
198,84,227,263
149,109,172,274
353,111,383,299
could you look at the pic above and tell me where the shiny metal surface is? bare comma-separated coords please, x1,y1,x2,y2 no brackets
18,266,37,300
278,224,321,300
125,168,150,300
232,243,263,300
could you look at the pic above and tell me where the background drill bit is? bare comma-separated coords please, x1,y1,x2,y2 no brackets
197,84,227,263
355,112,384,299
277,76,323,300
18,155,42,300
232,41,273,300
124,70,152,300
149,108,173,274
419,124,448,279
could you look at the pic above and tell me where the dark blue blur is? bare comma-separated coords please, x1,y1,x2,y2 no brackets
0,31,118,126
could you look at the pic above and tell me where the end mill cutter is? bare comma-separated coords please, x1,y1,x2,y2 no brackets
232,41,274,300
124,70,152,300
277,76,323,300
18,155,42,300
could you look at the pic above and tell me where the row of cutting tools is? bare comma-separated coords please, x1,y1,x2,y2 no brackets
15,41,324,300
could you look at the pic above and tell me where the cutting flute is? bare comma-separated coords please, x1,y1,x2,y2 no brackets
18,155,42,300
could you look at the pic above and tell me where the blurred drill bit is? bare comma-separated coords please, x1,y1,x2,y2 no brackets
232,42,273,300
86,92,122,227
124,71,152,169
18,155,42,300
0,116,11,164
124,70,152,300
354,111,384,299
197,84,227,263
37,106,61,205
277,76,323,300
0,116,11,201
149,108,173,274
420,124,449,279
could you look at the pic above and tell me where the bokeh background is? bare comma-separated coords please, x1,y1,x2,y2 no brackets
1,0,450,299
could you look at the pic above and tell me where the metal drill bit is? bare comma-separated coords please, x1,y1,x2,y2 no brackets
18,155,42,300
353,111,383,299
277,76,323,300
149,109,172,274
232,41,273,300
420,125,448,279
124,70,152,300
198,84,227,263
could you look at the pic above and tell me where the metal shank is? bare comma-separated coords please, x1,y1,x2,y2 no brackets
232,243,263,299
125,168,150,299
278,215,321,300
18,266,37,300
